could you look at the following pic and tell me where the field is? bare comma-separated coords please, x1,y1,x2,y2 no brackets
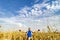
0,31,60,40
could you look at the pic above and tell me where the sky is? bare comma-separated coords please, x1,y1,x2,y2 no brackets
0,0,60,32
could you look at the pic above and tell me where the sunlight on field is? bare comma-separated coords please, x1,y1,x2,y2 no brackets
0,31,60,40
0,26,60,40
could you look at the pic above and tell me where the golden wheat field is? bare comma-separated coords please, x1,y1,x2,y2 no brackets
0,31,60,40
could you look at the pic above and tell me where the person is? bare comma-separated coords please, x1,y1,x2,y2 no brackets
38,29,40,32
19,30,21,32
27,28,32,40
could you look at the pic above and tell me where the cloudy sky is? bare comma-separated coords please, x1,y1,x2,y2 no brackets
0,0,60,32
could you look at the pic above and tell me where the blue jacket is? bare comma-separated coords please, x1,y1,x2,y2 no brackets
27,30,32,37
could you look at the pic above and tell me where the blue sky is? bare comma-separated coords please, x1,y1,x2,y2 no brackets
0,0,60,32
0,0,43,17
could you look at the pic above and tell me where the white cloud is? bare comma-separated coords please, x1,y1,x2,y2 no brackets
6,15,59,32
0,18,29,31
0,18,22,27
18,5,51,18
13,0,60,31
43,0,50,3
46,1,60,10
18,0,60,18
0,15,60,32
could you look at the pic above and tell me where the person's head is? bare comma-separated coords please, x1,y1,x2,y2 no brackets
28,27,31,31
19,30,21,32
38,29,40,31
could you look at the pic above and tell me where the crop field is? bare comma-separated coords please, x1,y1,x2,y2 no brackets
0,31,60,40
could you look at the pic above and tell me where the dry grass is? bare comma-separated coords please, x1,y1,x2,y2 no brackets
0,31,60,40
